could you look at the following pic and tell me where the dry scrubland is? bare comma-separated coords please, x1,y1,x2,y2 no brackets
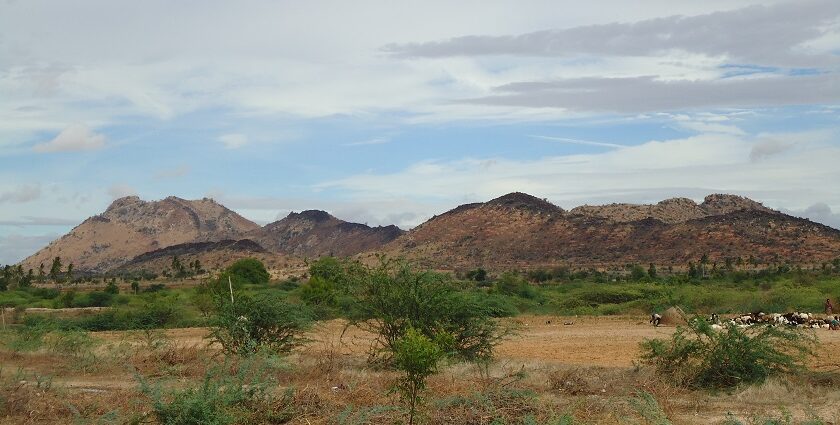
3,315,840,424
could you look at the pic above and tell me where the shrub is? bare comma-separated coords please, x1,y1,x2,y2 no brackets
347,260,506,364
466,268,487,282
640,319,816,389
225,258,270,286
141,358,279,425
392,327,446,425
492,273,537,299
207,293,311,355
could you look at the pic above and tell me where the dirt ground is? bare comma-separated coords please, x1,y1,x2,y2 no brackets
106,315,840,368
6,315,840,424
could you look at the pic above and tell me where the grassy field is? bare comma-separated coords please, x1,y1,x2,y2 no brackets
2,259,840,424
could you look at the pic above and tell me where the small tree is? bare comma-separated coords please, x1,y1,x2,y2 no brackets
66,263,74,281
49,256,63,282
392,328,446,425
130,280,140,294
225,258,270,286
105,280,119,295
207,293,311,355
647,263,657,279
641,319,816,389
347,260,506,364
630,264,646,281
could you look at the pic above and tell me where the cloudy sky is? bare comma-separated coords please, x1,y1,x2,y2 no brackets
1,0,839,264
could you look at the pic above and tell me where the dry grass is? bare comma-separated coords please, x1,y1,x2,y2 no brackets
3,317,840,424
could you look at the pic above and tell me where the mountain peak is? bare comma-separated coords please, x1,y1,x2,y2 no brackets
287,209,334,222
485,192,562,214
700,194,770,215
105,195,144,212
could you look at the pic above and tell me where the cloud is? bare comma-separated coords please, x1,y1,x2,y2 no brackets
384,0,840,67
781,203,840,230
464,74,840,113
316,129,840,225
0,183,41,204
218,133,248,149
344,137,390,147
33,124,106,153
0,216,80,226
0,234,58,265
529,135,625,149
107,184,137,200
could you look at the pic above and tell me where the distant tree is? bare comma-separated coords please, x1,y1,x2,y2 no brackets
66,263,74,281
38,263,45,283
648,263,658,279
130,280,140,294
105,280,119,295
21,269,34,288
465,268,487,282
171,256,187,279
630,264,646,281
225,258,270,286
700,254,709,277
688,262,699,279
49,256,63,282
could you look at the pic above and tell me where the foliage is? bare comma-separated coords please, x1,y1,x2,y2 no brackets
140,358,281,425
207,292,311,355
224,258,270,286
347,260,506,364
640,319,817,389
391,328,445,425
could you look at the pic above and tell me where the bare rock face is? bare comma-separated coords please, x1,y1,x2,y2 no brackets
248,210,404,258
382,192,840,270
699,194,772,216
569,194,771,224
20,196,260,273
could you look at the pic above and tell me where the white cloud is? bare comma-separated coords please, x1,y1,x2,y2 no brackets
33,124,106,153
316,129,839,226
344,137,390,147
107,184,137,200
0,234,59,265
781,203,840,230
0,183,41,204
218,133,248,149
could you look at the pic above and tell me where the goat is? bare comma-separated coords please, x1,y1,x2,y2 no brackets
650,313,662,327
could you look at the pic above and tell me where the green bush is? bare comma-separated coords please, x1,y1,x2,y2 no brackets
207,293,311,355
392,328,446,425
640,319,816,389
347,260,506,364
141,358,283,425
225,258,270,286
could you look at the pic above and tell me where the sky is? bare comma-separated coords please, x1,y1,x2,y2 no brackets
1,0,840,264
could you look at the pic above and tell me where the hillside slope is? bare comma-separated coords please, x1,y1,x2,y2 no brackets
20,196,260,272
248,210,404,258
380,192,840,270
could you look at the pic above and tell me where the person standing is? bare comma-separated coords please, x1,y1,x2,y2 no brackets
825,298,835,315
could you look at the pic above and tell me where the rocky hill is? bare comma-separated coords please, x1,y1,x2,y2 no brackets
248,210,404,258
20,196,260,272
568,194,772,224
380,192,840,271
116,239,304,277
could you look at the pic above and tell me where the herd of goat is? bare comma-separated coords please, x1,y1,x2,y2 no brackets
650,312,840,330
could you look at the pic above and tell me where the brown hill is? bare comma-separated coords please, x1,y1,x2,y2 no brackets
248,210,404,258
115,239,304,277
381,193,840,271
568,194,772,224
21,196,260,273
